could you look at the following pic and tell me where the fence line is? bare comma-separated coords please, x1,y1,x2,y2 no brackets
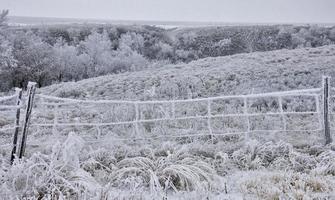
0,92,20,132
0,78,334,161
34,86,323,144
30,86,325,144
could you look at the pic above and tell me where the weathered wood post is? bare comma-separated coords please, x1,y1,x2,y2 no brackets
322,76,332,145
10,88,23,164
18,82,37,159
207,99,213,143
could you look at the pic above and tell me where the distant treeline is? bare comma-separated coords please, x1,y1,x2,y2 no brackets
1,16,335,91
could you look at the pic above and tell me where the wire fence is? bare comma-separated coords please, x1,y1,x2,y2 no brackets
29,87,324,142
0,77,334,160
0,93,20,133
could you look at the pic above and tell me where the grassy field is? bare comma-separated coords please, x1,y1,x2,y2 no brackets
41,45,335,100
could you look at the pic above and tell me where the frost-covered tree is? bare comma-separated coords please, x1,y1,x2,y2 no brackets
0,30,54,89
11,31,53,88
51,39,85,82
156,41,174,60
119,32,145,54
0,10,9,27
0,37,16,69
291,28,310,48
329,28,335,41
276,26,294,49
0,36,17,91
79,30,114,76
110,49,148,73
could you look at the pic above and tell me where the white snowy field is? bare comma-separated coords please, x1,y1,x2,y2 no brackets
1,45,335,199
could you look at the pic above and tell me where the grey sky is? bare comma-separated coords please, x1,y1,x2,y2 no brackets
1,0,335,23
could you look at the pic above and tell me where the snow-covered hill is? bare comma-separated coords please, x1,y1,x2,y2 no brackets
41,45,335,100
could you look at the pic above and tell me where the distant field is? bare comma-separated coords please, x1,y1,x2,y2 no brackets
8,16,335,28
8,16,235,28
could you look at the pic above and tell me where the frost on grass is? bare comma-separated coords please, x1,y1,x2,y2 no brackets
0,133,334,199
0,133,100,199
237,170,335,200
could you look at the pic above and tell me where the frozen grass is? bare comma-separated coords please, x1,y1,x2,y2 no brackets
1,133,334,199
237,170,335,199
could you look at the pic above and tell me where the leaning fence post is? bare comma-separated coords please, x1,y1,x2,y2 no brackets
322,76,332,145
10,88,23,164
18,82,37,159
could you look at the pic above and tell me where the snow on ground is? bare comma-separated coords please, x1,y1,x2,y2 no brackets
1,45,335,199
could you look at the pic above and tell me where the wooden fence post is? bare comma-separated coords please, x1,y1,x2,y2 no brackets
10,88,23,164
18,82,37,159
207,99,213,143
322,76,332,145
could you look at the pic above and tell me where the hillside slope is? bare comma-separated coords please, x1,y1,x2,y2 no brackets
41,45,335,100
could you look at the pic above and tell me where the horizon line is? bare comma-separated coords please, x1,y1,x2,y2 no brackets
9,15,335,26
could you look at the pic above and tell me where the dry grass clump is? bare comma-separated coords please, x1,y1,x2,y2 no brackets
0,133,100,199
231,140,293,170
312,150,335,176
290,151,318,172
158,157,218,192
81,148,117,183
238,170,335,200
108,155,219,193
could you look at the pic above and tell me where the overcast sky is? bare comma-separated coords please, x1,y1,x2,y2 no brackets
1,0,335,23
